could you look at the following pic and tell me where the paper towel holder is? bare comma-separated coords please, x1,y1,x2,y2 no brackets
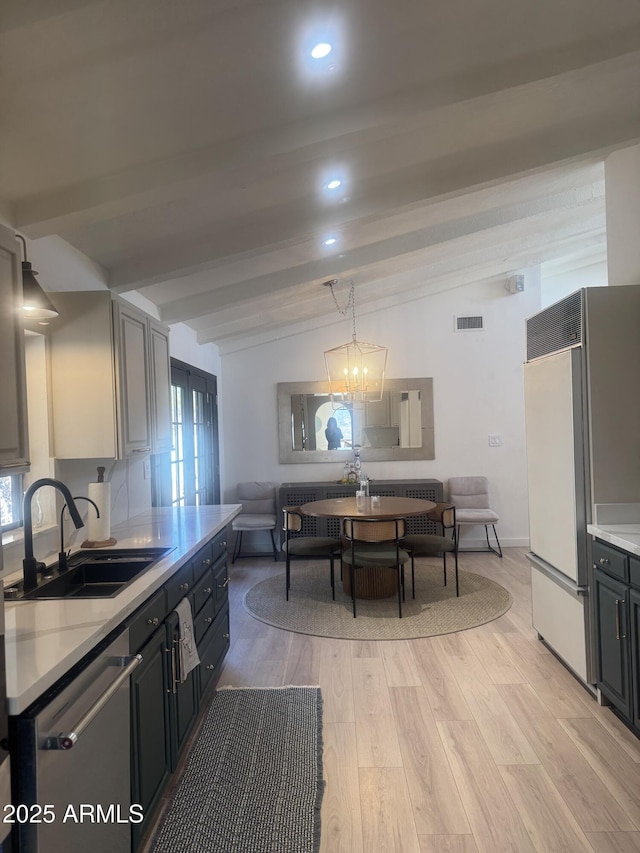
81,466,117,548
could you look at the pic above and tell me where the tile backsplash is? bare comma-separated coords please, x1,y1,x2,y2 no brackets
1,455,151,580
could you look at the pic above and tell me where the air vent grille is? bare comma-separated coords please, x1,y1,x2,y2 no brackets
526,290,583,360
455,315,484,331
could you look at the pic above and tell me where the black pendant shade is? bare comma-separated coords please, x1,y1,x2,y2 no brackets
16,234,59,320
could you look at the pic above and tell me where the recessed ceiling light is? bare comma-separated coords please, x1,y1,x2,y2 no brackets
326,179,342,190
311,43,332,59
322,236,338,247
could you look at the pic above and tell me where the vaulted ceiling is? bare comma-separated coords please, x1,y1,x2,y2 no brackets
2,0,639,352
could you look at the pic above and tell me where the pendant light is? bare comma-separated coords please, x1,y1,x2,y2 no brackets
323,279,387,404
15,234,59,320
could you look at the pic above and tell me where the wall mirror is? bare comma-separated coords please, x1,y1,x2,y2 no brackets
278,378,435,463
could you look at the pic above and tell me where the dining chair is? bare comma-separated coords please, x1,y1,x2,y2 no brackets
403,503,459,596
342,517,410,618
281,507,342,601
448,476,502,557
231,481,279,563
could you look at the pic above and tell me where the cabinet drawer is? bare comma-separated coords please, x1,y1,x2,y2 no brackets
199,605,230,697
194,597,216,645
592,540,628,582
129,590,166,652
192,568,214,615
165,561,195,611
630,555,640,589
212,557,229,613
192,541,214,583
210,528,229,563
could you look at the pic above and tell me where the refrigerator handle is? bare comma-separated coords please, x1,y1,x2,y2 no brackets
527,552,588,597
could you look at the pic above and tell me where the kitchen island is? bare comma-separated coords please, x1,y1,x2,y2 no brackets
4,504,241,714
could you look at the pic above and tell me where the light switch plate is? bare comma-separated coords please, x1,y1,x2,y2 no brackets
488,434,502,446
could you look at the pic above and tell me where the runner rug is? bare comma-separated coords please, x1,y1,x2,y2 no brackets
150,686,324,853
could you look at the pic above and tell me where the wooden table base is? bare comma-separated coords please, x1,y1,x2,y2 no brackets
342,566,398,599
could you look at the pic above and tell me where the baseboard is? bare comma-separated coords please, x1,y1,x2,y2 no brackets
457,537,529,549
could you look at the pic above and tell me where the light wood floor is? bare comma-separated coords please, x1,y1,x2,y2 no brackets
216,548,640,853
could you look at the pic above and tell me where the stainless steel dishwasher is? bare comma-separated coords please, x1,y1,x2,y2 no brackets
10,629,142,853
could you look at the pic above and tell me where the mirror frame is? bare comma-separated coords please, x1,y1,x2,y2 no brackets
277,378,434,463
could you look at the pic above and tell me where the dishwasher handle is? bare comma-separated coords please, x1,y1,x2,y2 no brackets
46,654,143,750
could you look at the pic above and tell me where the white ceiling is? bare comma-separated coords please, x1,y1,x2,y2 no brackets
2,0,639,352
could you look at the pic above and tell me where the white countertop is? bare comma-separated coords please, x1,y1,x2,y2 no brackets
4,504,241,715
587,522,640,557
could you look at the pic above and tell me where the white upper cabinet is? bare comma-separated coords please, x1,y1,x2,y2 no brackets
0,225,29,471
148,318,172,455
49,292,171,459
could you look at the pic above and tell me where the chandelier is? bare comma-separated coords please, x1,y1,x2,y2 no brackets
323,279,388,403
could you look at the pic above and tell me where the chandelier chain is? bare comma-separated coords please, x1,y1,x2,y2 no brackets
327,279,357,340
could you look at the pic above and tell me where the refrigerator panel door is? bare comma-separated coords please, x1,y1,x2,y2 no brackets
524,349,586,583
530,562,588,682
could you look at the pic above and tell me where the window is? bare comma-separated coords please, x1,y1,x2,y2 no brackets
0,473,23,530
152,360,220,508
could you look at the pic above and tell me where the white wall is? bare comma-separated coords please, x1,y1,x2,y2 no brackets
540,260,608,307
605,144,640,286
221,268,542,547
168,323,221,375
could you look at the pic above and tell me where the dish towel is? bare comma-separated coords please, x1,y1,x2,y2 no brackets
174,597,200,682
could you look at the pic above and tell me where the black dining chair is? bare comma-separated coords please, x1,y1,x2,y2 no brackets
403,503,459,596
342,517,410,618
282,507,342,601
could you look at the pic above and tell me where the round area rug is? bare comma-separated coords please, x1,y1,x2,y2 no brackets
243,563,512,640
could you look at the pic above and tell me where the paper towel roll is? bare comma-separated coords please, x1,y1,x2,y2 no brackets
87,481,111,543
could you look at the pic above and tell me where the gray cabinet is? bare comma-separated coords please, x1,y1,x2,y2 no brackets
148,318,173,454
130,627,172,851
0,225,29,471
128,527,230,850
278,479,443,540
48,291,171,459
113,299,153,456
594,566,631,719
631,588,640,731
592,538,640,733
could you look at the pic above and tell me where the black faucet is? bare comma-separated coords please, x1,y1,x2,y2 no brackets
58,496,100,571
23,478,84,591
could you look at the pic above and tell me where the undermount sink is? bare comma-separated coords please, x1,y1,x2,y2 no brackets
6,547,173,601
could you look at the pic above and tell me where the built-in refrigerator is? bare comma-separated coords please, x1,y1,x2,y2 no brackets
524,285,640,686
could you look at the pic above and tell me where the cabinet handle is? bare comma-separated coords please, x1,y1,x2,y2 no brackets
203,587,212,594
615,599,626,640
131,447,151,453
204,617,213,624
147,616,159,626
220,541,227,548
206,664,214,671
180,582,190,591
219,577,229,589
170,645,178,693
223,633,230,640
203,558,211,567
599,557,610,565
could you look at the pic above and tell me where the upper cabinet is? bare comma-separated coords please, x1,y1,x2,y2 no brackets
49,292,172,459
148,318,173,455
0,225,29,471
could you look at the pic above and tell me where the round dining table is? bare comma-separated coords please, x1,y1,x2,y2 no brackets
298,495,435,519
298,496,436,598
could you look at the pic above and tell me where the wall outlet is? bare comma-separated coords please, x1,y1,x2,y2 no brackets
488,434,502,446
